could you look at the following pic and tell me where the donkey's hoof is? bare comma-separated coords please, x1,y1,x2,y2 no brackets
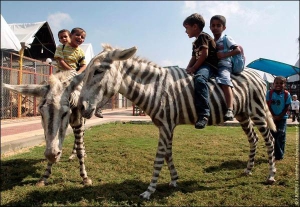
68,154,76,161
243,169,252,176
83,177,92,186
266,177,276,185
169,180,177,188
36,180,46,187
139,191,151,200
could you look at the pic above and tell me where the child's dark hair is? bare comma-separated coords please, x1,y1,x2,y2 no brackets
274,76,286,83
58,29,70,37
210,15,226,26
71,27,86,35
183,13,205,30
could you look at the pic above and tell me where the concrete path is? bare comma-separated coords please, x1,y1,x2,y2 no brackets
1,108,298,155
1,108,151,155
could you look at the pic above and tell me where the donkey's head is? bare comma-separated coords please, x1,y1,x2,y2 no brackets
79,44,137,118
3,71,84,163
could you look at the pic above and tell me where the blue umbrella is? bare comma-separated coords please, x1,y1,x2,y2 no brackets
247,58,300,78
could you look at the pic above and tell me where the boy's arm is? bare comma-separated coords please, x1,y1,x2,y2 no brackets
186,47,208,74
77,64,87,74
217,46,241,59
273,104,290,121
56,57,73,70
186,56,196,69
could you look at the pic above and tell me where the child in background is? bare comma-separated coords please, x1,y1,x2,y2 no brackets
54,27,87,74
210,15,242,121
266,76,292,160
58,29,71,46
291,94,299,122
183,13,219,129
55,29,71,72
54,28,104,118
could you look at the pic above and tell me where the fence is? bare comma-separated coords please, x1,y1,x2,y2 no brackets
1,50,131,120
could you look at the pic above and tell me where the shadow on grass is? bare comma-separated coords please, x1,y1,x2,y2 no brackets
4,179,208,206
1,158,45,191
204,158,268,173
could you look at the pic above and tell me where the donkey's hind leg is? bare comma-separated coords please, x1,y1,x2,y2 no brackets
165,132,179,188
251,115,276,184
235,114,259,176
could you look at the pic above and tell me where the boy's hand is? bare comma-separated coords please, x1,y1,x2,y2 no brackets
186,67,195,75
272,115,281,121
217,52,227,59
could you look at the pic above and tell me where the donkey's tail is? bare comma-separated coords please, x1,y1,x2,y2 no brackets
265,102,276,132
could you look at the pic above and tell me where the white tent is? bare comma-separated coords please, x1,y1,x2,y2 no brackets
263,72,275,83
8,20,47,48
1,15,21,51
251,69,275,83
79,43,95,64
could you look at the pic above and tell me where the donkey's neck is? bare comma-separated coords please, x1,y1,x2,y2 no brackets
118,58,166,110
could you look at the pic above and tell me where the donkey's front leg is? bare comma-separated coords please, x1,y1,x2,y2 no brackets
36,162,53,186
68,142,77,161
140,126,173,200
70,112,92,186
72,125,92,186
69,139,87,161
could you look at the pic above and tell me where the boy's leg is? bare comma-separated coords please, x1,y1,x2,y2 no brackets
292,110,295,122
272,119,287,160
215,67,234,121
222,85,234,121
193,64,212,129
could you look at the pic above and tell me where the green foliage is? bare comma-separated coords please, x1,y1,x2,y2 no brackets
1,123,298,206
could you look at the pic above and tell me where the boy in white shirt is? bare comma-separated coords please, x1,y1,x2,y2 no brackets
291,94,300,122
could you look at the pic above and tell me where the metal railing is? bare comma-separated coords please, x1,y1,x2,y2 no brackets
1,50,131,120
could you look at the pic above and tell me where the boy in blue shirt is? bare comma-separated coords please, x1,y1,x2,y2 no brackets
266,76,292,160
210,15,242,121
183,13,218,129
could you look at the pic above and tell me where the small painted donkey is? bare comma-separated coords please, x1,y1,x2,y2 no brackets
3,70,92,186
78,44,277,199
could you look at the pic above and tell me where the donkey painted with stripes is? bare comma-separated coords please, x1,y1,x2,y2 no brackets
3,70,92,186
78,44,276,199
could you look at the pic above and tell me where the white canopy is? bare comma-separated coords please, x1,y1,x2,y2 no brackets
8,20,46,48
1,15,21,51
79,43,95,64
263,72,275,83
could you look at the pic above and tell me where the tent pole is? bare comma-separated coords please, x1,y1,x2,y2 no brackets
17,42,26,118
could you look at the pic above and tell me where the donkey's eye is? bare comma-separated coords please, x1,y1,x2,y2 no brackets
94,69,104,76
61,112,68,119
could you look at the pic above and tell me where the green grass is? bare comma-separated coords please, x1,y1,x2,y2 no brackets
1,123,299,206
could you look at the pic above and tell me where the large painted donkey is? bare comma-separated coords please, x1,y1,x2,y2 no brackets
78,44,276,199
3,70,92,186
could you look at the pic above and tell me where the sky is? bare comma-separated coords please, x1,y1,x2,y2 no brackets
1,1,299,69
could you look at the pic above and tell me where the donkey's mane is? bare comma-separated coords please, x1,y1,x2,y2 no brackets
48,70,78,88
101,43,161,68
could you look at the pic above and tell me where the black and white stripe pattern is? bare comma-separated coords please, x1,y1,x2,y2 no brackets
79,44,276,199
3,70,92,186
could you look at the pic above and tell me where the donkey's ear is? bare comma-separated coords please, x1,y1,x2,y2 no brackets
112,46,137,61
2,83,49,97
